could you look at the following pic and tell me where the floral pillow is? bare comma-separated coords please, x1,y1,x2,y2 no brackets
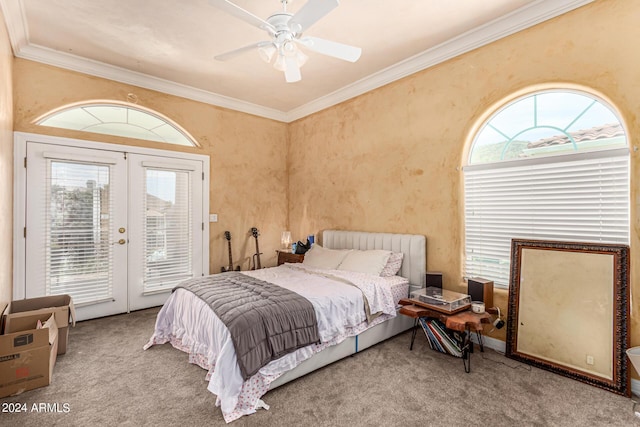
380,252,404,277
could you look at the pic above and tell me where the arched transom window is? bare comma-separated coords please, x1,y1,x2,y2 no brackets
470,91,626,164
36,101,198,147
464,90,629,287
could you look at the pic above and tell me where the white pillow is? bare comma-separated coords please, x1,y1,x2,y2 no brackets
380,252,404,277
337,250,392,276
302,245,351,270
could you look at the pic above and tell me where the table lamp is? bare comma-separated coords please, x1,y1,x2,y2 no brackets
281,231,292,249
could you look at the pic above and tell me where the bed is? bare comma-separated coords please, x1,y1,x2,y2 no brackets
144,230,426,422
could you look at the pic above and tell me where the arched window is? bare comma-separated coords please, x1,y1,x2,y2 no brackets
36,101,198,147
464,90,629,287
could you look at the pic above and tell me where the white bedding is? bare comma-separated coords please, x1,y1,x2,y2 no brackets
144,263,408,422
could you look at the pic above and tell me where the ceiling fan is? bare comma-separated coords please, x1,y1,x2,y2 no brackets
210,0,362,83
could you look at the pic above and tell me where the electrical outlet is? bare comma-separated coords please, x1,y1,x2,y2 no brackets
586,355,594,365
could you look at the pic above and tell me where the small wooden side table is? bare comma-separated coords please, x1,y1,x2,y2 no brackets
276,250,304,266
398,298,491,373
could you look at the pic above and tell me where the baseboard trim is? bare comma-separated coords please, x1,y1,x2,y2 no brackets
470,335,640,396
471,333,506,354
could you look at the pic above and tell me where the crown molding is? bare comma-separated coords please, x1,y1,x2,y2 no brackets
285,0,595,121
15,43,289,122
2,0,594,123
0,0,29,53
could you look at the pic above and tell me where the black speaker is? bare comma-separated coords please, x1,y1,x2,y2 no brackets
426,271,443,289
467,277,494,308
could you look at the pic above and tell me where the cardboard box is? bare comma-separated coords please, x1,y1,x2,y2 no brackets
2,295,75,355
0,314,58,398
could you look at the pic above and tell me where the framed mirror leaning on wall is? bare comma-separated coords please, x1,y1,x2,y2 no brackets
506,239,630,396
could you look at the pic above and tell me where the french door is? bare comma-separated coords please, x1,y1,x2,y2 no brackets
22,139,206,321
127,154,203,310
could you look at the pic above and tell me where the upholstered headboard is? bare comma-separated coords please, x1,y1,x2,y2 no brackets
322,230,426,291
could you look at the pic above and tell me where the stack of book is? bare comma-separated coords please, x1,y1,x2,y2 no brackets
419,318,464,358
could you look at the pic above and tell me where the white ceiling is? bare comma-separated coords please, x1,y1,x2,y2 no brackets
1,0,593,122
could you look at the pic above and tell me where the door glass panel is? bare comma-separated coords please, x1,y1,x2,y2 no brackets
46,161,113,304
143,168,193,292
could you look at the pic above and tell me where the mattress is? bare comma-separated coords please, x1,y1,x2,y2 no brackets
145,264,409,422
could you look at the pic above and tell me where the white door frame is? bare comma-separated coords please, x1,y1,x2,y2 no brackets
13,131,210,301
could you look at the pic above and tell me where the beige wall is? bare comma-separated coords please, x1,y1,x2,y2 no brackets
6,0,639,379
13,60,289,275
288,0,640,373
0,8,13,307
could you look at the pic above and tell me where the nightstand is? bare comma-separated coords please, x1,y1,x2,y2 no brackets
277,250,304,266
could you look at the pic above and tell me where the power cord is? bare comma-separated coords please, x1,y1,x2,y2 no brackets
481,307,530,371
489,307,505,333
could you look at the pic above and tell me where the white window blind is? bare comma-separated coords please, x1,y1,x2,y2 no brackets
45,161,114,304
464,149,629,288
143,168,193,293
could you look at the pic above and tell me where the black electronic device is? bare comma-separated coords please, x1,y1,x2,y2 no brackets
467,277,494,308
426,271,443,289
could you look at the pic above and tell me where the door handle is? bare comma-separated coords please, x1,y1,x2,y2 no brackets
117,239,126,245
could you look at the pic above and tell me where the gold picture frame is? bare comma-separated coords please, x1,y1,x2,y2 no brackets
506,239,630,396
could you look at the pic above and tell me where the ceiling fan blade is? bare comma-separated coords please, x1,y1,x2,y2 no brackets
297,36,361,62
215,41,271,61
209,0,276,34
289,0,339,33
284,56,302,83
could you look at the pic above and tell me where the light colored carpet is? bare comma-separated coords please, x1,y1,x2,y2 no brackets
1,307,638,426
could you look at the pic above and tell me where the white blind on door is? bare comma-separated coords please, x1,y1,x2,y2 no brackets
464,149,629,288
143,168,193,292
45,160,114,304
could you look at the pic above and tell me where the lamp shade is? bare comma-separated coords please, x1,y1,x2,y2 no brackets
274,53,286,71
295,49,308,67
281,231,292,249
627,347,640,374
258,44,276,63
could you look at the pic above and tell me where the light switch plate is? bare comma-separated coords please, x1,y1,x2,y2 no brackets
209,213,218,222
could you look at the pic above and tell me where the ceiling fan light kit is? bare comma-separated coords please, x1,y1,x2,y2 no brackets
210,0,361,83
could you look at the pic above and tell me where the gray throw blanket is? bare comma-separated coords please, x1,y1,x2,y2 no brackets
174,272,320,380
